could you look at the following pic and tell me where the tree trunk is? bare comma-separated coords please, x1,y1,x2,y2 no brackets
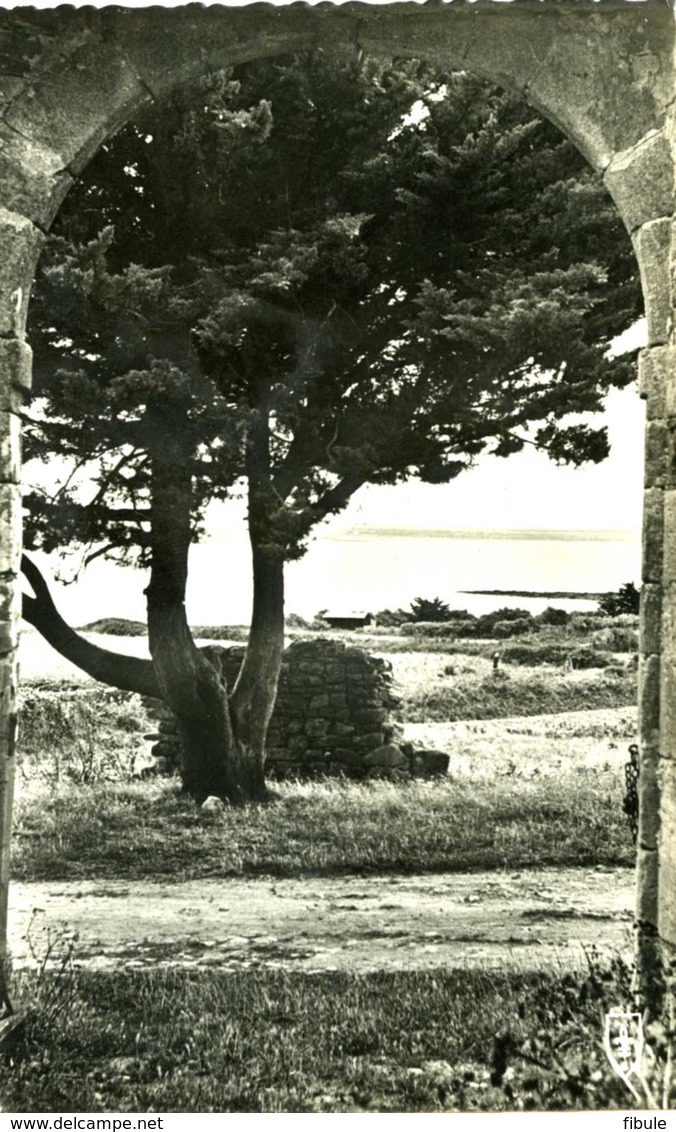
145,449,280,803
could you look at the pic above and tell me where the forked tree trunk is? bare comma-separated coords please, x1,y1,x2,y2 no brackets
146,450,284,803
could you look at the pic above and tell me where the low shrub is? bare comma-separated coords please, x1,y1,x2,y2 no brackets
491,618,533,639
536,606,570,627
501,645,615,669
400,622,465,639
79,618,146,636
590,626,639,652
18,687,148,783
502,645,570,667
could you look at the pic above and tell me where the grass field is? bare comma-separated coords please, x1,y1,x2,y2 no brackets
4,617,643,1113
1,962,636,1112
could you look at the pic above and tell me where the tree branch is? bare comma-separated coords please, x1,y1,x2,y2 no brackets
21,554,161,699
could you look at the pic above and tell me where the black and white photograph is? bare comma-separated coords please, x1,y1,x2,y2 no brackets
0,0,673,1117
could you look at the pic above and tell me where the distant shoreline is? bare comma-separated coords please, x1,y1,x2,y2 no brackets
337,527,638,543
460,589,606,601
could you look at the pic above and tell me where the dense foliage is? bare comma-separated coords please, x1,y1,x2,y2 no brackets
26,54,640,568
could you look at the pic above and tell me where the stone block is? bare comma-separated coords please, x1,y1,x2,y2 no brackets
640,582,662,655
353,707,387,726
4,41,151,178
659,646,676,760
663,493,676,584
305,718,329,738
604,129,673,234
0,338,32,414
0,413,20,484
632,218,672,346
642,488,664,580
638,345,673,419
639,653,660,748
659,759,676,945
0,210,44,338
0,485,20,575
636,844,659,929
0,579,20,626
638,745,661,850
644,422,667,488
410,749,451,778
332,748,365,768
528,10,671,171
0,124,74,229
363,743,407,769
355,732,386,750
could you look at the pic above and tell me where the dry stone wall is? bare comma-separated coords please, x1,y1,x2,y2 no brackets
144,638,448,781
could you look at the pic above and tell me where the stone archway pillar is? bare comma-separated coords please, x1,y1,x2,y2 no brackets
0,211,42,1007
634,207,676,1008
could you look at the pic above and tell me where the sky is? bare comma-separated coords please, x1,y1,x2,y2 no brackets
202,319,648,543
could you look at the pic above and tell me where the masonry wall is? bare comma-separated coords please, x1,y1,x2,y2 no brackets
145,638,404,779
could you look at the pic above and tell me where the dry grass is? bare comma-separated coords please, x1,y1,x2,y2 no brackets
12,768,633,883
1,961,636,1113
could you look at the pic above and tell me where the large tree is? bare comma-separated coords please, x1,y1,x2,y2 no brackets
22,54,641,801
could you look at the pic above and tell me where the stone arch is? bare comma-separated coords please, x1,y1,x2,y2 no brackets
0,1,674,1019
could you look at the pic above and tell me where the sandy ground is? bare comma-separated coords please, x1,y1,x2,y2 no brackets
9,867,635,974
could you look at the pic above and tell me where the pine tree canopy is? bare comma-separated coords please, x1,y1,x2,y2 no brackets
24,53,642,568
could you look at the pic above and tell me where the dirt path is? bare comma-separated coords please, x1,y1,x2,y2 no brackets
9,867,635,974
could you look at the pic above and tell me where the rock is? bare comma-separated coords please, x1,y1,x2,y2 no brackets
410,749,450,778
201,795,226,813
363,742,408,769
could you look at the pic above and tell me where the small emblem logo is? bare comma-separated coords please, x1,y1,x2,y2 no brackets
604,1008,644,1101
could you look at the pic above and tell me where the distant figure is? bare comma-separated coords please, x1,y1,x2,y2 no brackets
492,651,500,672
563,653,574,674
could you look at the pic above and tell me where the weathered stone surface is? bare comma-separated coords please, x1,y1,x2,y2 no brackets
604,129,673,234
636,845,659,929
639,653,660,749
201,795,226,814
633,218,672,346
0,579,19,626
662,493,676,584
0,412,20,484
528,8,672,171
644,423,667,489
640,583,662,656
363,743,407,769
638,345,675,420
638,746,660,850
642,488,664,580
112,4,351,102
0,485,20,575
3,42,151,178
659,600,676,760
0,338,32,414
0,124,73,229
658,760,676,945
410,750,451,778
0,210,44,337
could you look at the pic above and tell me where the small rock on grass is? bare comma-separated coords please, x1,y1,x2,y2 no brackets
201,795,226,814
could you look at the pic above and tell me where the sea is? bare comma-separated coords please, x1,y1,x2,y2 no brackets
33,526,642,628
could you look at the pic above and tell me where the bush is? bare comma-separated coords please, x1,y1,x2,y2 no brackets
591,626,639,652
374,608,413,627
491,618,533,639
599,581,641,616
400,622,461,639
536,606,570,627
502,645,570,667
410,596,452,622
80,618,146,636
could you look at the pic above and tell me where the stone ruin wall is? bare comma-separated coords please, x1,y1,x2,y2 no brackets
144,638,447,781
